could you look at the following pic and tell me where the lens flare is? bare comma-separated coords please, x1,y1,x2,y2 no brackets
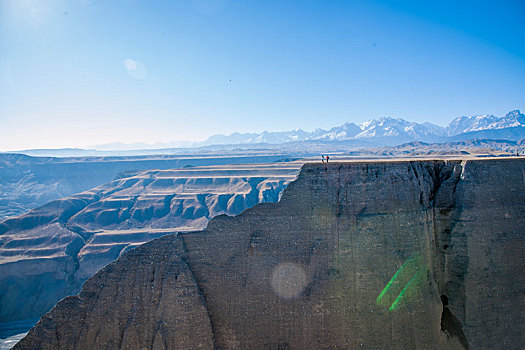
270,262,308,299
376,253,427,311
123,58,147,80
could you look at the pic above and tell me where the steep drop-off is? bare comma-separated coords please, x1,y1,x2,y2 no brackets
0,163,300,329
16,159,525,349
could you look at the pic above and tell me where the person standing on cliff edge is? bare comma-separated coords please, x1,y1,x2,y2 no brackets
326,155,329,163
321,155,325,163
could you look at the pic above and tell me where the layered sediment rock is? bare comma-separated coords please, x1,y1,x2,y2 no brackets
0,153,292,220
0,163,300,326
16,159,525,349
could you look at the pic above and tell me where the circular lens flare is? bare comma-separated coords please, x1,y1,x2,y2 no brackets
270,262,308,299
123,58,146,80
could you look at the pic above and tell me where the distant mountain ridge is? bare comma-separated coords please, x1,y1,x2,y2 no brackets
22,110,524,153
446,110,524,135
201,110,524,146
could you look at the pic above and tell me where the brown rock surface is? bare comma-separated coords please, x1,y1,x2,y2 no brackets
0,163,300,325
16,159,525,349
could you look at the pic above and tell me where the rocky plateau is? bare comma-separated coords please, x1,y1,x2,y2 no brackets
0,162,301,333
14,158,525,349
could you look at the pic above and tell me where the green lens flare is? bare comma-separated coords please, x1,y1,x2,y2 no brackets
388,267,427,311
376,253,427,311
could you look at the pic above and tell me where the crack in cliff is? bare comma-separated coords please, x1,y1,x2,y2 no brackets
440,295,469,349
409,160,470,348
121,195,139,222
62,226,100,287
426,160,469,349
196,194,211,220
161,194,176,219
409,162,426,208
63,233,84,284
429,162,453,205
58,198,102,286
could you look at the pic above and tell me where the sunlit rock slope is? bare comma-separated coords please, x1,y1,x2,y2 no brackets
15,158,525,349
0,153,292,220
0,163,300,327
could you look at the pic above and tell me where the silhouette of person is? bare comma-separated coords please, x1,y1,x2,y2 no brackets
321,155,325,163
326,156,329,163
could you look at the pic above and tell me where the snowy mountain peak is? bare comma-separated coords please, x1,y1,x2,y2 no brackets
202,110,523,146
502,110,524,124
446,110,523,135
505,110,521,118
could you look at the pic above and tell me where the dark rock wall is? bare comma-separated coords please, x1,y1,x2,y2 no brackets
16,159,525,349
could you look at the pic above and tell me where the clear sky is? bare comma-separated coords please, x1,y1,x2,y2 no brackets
0,0,524,150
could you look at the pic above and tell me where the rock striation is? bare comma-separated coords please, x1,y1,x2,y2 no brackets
15,159,525,349
0,163,300,328
0,153,292,221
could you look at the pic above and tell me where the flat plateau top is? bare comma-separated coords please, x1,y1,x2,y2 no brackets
301,155,524,164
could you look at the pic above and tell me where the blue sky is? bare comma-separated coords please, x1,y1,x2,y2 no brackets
0,0,524,150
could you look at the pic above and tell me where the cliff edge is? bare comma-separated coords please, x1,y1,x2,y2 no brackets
15,159,525,349
0,163,299,329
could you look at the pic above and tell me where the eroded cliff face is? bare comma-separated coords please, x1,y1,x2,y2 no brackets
16,159,525,349
0,163,299,326
0,153,294,221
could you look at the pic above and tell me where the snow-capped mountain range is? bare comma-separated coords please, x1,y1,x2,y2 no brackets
87,110,524,151
201,110,525,146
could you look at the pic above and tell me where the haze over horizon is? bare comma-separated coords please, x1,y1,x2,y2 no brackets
1,0,524,151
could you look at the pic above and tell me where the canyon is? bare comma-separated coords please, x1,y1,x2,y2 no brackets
0,162,301,333
14,158,525,349
0,153,292,221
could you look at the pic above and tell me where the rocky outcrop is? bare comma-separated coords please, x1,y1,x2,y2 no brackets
0,153,292,220
15,159,525,349
0,163,300,328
